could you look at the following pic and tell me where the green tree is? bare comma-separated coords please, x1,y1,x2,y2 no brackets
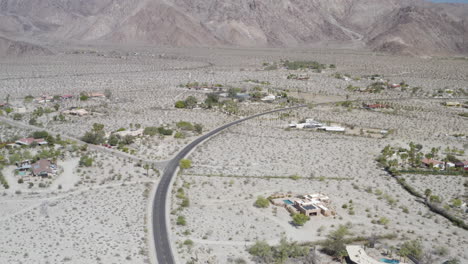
292,213,310,226
204,93,219,108
254,196,270,208
399,240,423,261
82,123,106,145
184,96,197,109
80,92,89,101
108,134,119,146
248,241,273,263
5,107,13,115
228,87,241,98
179,159,192,169
322,225,350,259
143,163,150,176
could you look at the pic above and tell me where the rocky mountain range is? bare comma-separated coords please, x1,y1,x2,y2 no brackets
0,0,466,56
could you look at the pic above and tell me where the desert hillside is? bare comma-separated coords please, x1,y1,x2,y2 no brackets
0,0,466,55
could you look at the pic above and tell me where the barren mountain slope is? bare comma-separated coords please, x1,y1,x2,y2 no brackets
0,0,466,55
367,6,468,55
0,35,51,56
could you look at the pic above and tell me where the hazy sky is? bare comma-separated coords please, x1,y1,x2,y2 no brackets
430,0,468,3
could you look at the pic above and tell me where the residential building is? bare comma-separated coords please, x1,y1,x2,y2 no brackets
31,159,56,177
15,138,48,146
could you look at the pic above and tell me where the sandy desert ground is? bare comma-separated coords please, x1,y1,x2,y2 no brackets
0,46,467,264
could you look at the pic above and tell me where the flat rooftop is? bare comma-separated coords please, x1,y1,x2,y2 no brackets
302,205,317,210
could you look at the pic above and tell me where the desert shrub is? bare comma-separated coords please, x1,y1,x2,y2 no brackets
176,121,194,131
289,174,301,180
0,171,9,189
184,96,197,109
378,217,390,225
433,246,449,256
181,197,190,207
174,100,186,108
174,132,185,139
143,127,159,136
13,113,22,120
194,124,203,134
179,159,192,169
29,118,38,125
24,95,34,102
31,131,49,139
429,195,442,203
254,196,269,208
176,216,186,226
292,213,310,226
158,127,173,136
79,155,93,167
283,60,326,70
451,199,462,207
183,239,193,246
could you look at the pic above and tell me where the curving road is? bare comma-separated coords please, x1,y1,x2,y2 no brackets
152,104,307,264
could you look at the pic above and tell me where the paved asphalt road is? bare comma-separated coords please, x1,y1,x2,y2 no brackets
151,96,468,264
152,104,307,264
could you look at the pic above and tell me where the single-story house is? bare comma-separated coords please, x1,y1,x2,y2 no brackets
445,102,461,107
317,126,346,132
34,96,53,103
261,95,276,102
61,94,74,100
421,158,444,169
15,138,48,146
113,129,144,137
15,160,32,172
235,93,251,100
365,104,389,109
88,92,106,98
62,109,89,116
31,159,56,177
455,161,468,170
296,202,321,216
346,245,389,264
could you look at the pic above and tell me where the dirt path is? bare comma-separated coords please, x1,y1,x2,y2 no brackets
49,158,79,191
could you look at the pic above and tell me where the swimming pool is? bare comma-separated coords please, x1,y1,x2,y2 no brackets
283,199,293,205
380,258,399,264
